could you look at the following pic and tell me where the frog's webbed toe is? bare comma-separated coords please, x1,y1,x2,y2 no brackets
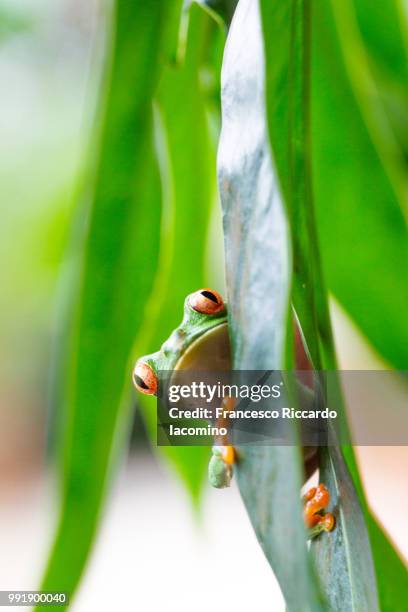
303,483,335,539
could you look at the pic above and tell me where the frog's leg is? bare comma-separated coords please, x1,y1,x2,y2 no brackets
208,445,235,488
215,396,236,460
213,443,236,466
303,483,335,538
209,397,237,489
215,396,236,445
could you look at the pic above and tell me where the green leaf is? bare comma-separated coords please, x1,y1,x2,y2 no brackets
0,5,31,41
259,0,380,608
348,0,408,193
309,6,408,605
310,1,408,598
37,1,173,607
311,0,408,369
203,0,238,24
366,513,408,612
218,1,324,608
309,3,408,596
311,446,379,610
260,0,408,608
327,0,408,222
342,0,408,213
353,0,408,91
134,2,226,504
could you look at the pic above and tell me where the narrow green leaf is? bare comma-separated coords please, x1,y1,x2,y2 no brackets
204,0,238,24
349,0,408,189
353,0,408,88
344,0,408,210
366,513,408,612
37,1,172,607
308,9,408,600
328,0,408,223
135,2,226,503
259,0,380,608
218,1,324,608
311,1,408,597
312,447,379,610
312,0,408,370
311,14,408,611
260,0,408,608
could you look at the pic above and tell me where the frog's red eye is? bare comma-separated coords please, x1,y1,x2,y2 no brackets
188,288,225,315
132,361,158,395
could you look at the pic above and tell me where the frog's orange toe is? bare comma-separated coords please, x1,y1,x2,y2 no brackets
318,513,335,532
303,483,332,529
303,486,317,503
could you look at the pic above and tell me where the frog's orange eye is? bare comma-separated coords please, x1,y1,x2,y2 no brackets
188,288,225,315
132,361,158,395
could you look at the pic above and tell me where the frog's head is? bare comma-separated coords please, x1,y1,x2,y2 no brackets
132,288,230,396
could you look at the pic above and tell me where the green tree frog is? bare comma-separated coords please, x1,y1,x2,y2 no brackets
132,288,335,536
133,288,234,488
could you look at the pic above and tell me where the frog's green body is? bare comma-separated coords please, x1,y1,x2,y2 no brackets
138,295,229,375
133,290,230,388
133,289,233,489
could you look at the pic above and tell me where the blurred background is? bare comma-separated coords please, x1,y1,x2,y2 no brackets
0,0,407,610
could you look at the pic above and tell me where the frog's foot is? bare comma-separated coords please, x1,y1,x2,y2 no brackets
307,513,335,538
216,444,235,466
208,445,236,489
303,483,335,539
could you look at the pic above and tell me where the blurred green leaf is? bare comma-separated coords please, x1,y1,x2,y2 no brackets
352,0,408,85
37,1,173,607
328,0,408,221
259,0,379,608
218,1,324,608
203,0,238,24
135,1,225,503
312,0,408,593
312,0,408,369
0,5,31,41
366,513,408,612
352,0,408,168
307,6,408,600
260,0,408,608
